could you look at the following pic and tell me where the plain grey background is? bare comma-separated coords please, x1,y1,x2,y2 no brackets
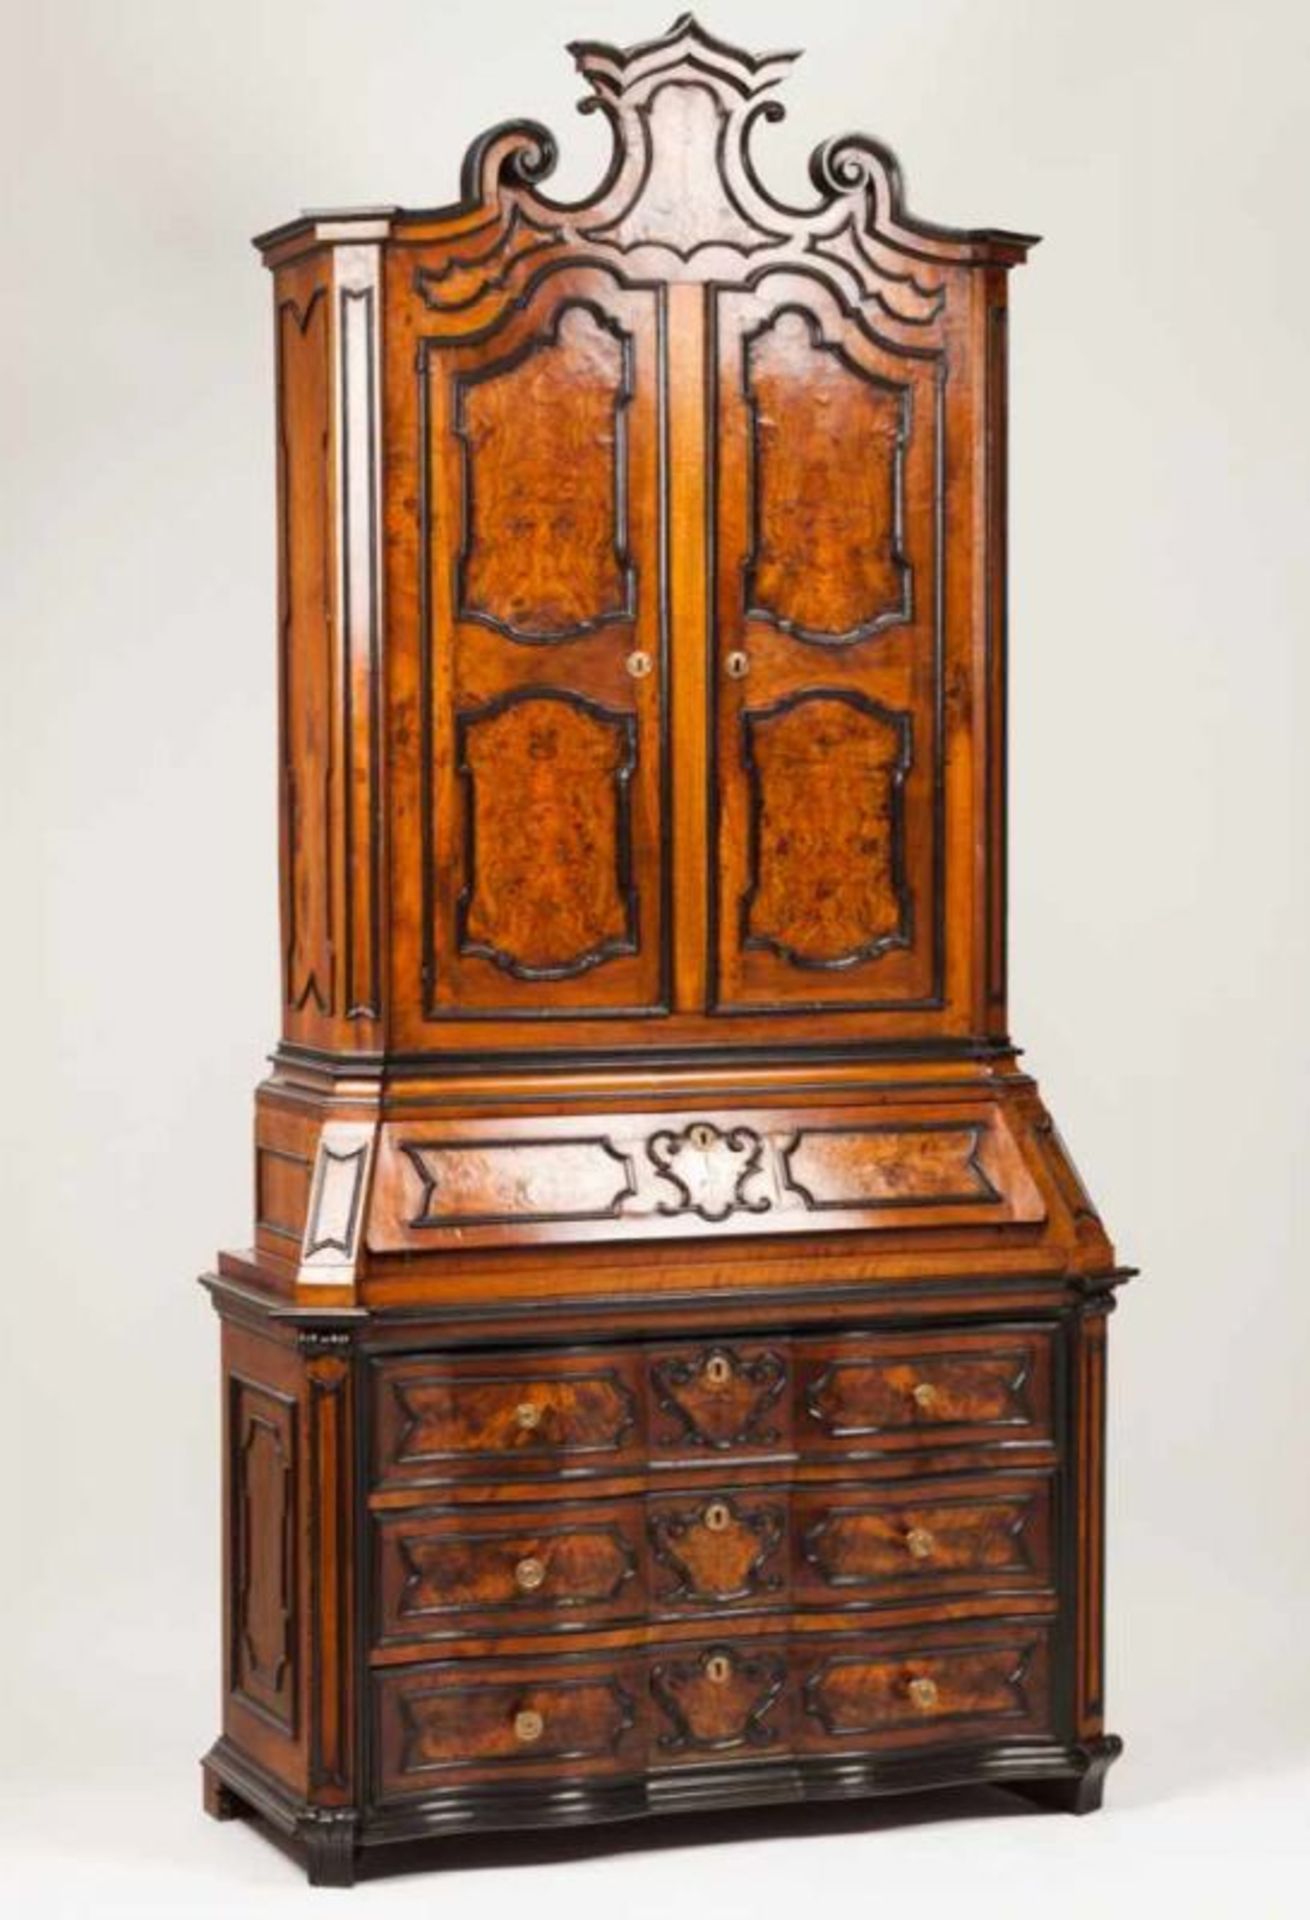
3,1,1307,1911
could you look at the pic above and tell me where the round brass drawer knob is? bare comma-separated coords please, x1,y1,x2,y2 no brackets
704,1353,732,1386
705,1654,732,1685
725,650,750,679
704,1501,732,1533
513,1708,545,1744
911,1381,939,1413
514,1555,546,1592
626,649,653,678
907,1676,939,1712
905,1527,935,1561
514,1401,543,1431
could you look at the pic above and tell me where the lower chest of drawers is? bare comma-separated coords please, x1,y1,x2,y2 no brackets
363,1323,1067,1804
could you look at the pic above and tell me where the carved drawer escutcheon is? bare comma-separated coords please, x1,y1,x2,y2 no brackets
648,1492,787,1608
649,1342,789,1453
649,1644,789,1761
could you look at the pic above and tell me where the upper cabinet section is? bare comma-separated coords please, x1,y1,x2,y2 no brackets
256,14,1036,1060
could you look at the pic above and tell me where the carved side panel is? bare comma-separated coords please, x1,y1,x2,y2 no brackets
277,280,333,1020
745,308,911,643
456,302,634,641
457,689,637,980
230,1378,297,1735
742,691,912,969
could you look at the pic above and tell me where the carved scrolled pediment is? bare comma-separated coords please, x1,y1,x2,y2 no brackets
430,14,1036,348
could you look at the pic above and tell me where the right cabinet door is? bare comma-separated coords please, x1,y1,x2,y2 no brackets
711,275,946,1015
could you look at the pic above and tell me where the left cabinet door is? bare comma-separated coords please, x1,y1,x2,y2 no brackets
415,272,668,1021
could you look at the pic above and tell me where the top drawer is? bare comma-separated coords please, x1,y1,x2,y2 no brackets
796,1328,1054,1459
371,1339,792,1489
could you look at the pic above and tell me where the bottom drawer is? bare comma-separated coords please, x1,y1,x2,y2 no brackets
373,1622,1053,1800
797,1623,1052,1753
375,1654,647,1796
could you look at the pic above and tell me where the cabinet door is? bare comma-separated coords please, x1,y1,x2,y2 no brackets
418,271,667,1017
711,276,945,1014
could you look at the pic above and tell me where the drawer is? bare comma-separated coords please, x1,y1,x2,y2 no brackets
796,1328,1053,1458
371,1349,644,1487
374,1499,646,1645
794,1473,1054,1607
649,1639,791,1767
647,1339,791,1457
374,1654,646,1797
798,1623,1052,1752
648,1487,789,1613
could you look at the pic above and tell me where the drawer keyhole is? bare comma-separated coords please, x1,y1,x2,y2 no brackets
705,1653,732,1686
513,1708,545,1744
514,1556,546,1592
911,1381,939,1413
514,1401,543,1431
704,1354,732,1387
703,1501,732,1533
905,1527,935,1561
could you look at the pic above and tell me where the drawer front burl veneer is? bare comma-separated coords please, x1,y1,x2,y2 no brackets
794,1473,1055,1606
798,1627,1052,1752
374,1654,648,1795
371,1350,645,1487
797,1328,1055,1459
373,1498,648,1643
373,1623,1053,1800
647,1340,791,1458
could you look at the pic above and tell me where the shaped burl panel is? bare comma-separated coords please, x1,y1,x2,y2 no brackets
456,302,633,641
230,1379,297,1734
457,690,637,979
742,691,911,969
746,308,910,644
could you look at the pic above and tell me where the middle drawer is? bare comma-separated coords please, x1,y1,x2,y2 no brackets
372,1473,1053,1649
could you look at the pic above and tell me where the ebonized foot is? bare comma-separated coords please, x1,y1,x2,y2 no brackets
300,1809,360,1887
1007,1735,1123,1815
201,1762,242,1823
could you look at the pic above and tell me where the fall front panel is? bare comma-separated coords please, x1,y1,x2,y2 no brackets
419,271,668,1017
711,275,945,1013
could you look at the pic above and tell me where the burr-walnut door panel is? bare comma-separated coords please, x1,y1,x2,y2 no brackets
711,278,948,1017
415,272,668,1020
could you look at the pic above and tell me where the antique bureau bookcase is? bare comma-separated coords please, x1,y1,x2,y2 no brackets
201,14,1132,1886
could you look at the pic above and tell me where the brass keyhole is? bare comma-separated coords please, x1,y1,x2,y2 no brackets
907,1676,939,1712
911,1381,939,1413
687,1123,716,1151
626,649,653,678
725,650,750,679
515,1400,543,1431
704,1501,732,1533
704,1353,732,1387
905,1527,935,1561
513,1708,545,1743
705,1654,732,1686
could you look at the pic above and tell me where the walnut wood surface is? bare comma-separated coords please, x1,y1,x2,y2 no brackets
207,14,1126,1884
